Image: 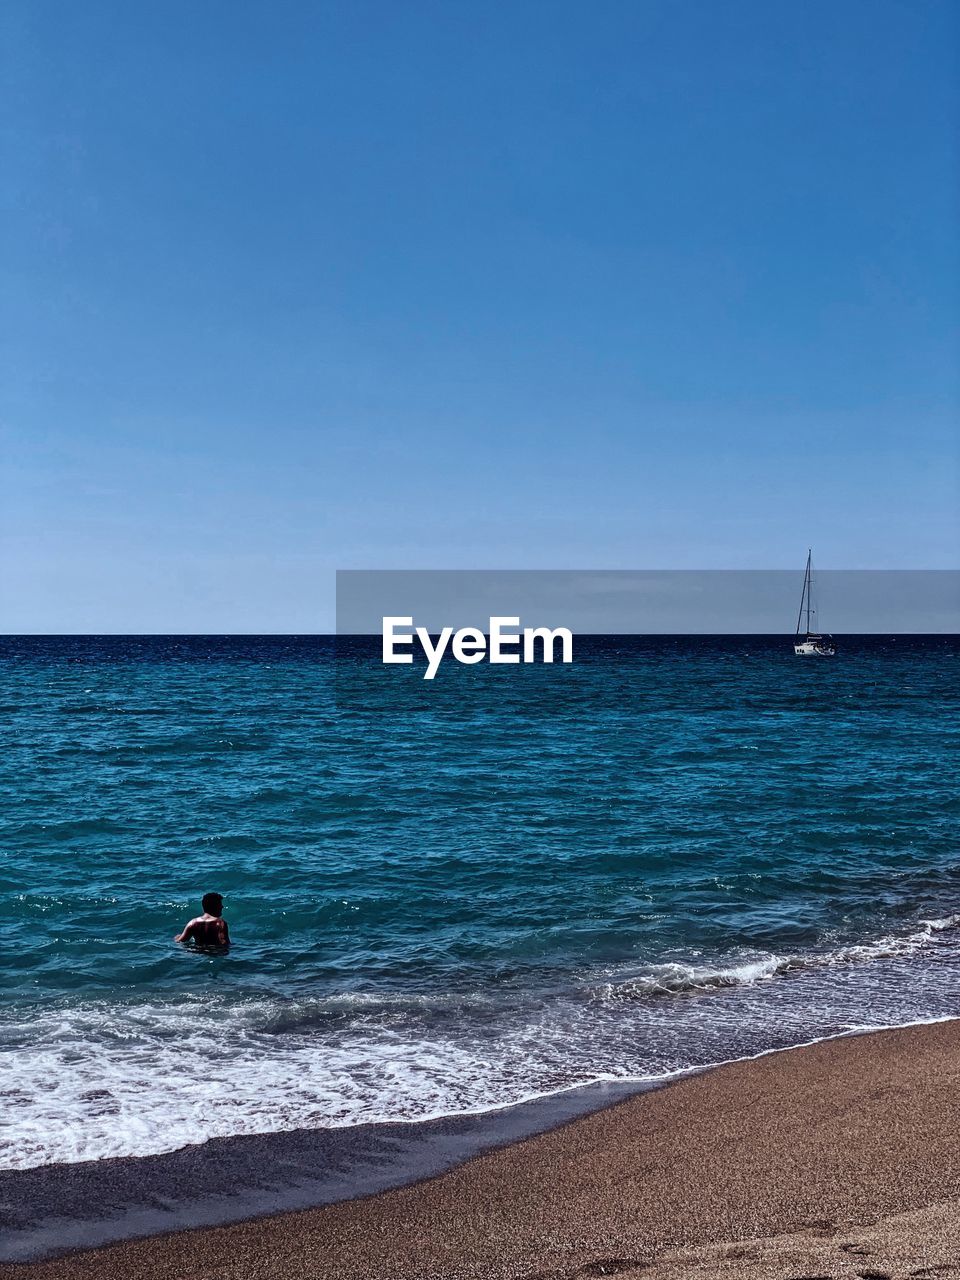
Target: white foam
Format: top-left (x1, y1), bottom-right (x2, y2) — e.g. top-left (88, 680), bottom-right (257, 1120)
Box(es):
top-left (0, 999), bottom-right (504, 1169)
top-left (594, 954), bottom-right (786, 999)
top-left (4, 913), bottom-right (960, 1170)
top-left (593, 914), bottom-right (960, 1002)
top-left (830, 913), bottom-right (960, 963)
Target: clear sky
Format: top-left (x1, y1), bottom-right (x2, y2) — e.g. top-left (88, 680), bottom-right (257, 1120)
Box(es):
top-left (2, 1), bottom-right (958, 631)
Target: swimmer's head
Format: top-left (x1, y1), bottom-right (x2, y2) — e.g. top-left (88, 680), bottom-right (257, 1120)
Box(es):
top-left (202, 892), bottom-right (224, 915)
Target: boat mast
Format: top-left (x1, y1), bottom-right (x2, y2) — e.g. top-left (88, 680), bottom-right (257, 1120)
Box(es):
top-left (806, 550), bottom-right (812, 634)
top-left (795, 549), bottom-right (812, 637)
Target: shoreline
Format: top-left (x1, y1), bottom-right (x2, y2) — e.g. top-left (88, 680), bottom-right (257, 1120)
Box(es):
top-left (0, 1076), bottom-right (652, 1264)
top-left (1, 1020), bottom-right (930, 1264)
top-left (5, 1018), bottom-right (960, 1278)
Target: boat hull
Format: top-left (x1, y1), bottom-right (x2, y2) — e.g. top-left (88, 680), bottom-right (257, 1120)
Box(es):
top-left (794, 640), bottom-right (835, 656)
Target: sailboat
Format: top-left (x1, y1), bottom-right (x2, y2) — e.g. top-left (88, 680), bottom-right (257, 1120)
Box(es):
top-left (794, 550), bottom-right (836, 656)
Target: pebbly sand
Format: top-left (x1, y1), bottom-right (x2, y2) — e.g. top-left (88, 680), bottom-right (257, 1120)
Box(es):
top-left (4, 1019), bottom-right (960, 1280)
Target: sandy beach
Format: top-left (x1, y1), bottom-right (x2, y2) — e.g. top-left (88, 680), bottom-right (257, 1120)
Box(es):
top-left (3, 1019), bottom-right (960, 1280)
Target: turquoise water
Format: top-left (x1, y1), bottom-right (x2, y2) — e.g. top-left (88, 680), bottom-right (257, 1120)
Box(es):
top-left (2, 635), bottom-right (958, 1168)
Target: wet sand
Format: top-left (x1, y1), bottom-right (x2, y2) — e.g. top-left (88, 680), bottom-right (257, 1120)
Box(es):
top-left (4, 1019), bottom-right (960, 1280)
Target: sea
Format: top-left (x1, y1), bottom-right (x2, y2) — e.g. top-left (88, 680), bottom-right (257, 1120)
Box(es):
top-left (2, 634), bottom-right (958, 1172)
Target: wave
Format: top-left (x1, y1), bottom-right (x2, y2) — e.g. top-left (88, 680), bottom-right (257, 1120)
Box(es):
top-left (592, 955), bottom-right (787, 999)
top-left (591, 913), bottom-right (960, 1002)
top-left (3, 911), bottom-right (960, 1170)
top-left (258, 989), bottom-right (501, 1034)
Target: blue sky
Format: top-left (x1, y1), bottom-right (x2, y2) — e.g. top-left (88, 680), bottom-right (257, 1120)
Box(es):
top-left (2, 0), bottom-right (958, 631)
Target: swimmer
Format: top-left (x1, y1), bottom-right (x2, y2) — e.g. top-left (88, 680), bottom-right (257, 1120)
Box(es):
top-left (174, 892), bottom-right (230, 947)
